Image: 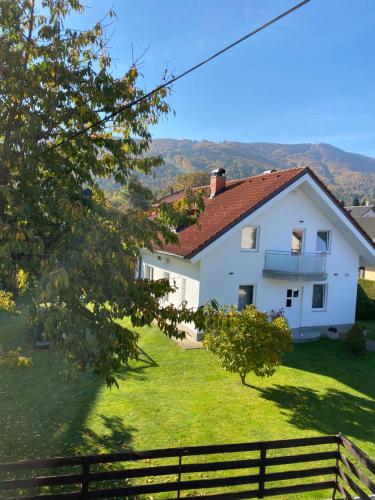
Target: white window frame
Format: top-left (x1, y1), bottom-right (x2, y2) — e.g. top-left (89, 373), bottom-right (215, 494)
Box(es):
top-left (240, 226), bottom-right (260, 252)
top-left (144, 264), bottom-right (154, 281)
top-left (316, 229), bottom-right (332, 254)
top-left (311, 283), bottom-right (328, 311)
top-left (238, 284), bottom-right (256, 310)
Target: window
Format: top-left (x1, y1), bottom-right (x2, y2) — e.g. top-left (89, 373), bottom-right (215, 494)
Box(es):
top-left (286, 288), bottom-right (299, 308)
top-left (180, 277), bottom-right (187, 303)
top-left (316, 230), bottom-right (331, 253)
top-left (241, 226), bottom-right (259, 250)
top-left (292, 228), bottom-right (304, 253)
top-left (312, 284), bottom-right (327, 309)
top-left (144, 264), bottom-right (154, 280)
top-left (238, 285), bottom-right (254, 310)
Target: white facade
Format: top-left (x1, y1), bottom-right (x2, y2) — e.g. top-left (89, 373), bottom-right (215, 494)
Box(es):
top-left (141, 173), bottom-right (375, 337)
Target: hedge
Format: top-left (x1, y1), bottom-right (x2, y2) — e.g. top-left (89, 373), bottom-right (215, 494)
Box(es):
top-left (359, 278), bottom-right (375, 301)
top-left (356, 279), bottom-right (375, 320)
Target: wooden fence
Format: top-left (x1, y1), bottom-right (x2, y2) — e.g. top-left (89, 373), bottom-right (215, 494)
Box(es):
top-left (0, 433), bottom-right (374, 499)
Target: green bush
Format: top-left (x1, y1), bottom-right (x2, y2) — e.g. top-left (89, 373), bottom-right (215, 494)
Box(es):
top-left (359, 278), bottom-right (375, 300)
top-left (0, 347), bottom-right (32, 368)
top-left (356, 282), bottom-right (375, 320)
top-left (204, 304), bottom-right (291, 385)
top-left (345, 323), bottom-right (366, 354)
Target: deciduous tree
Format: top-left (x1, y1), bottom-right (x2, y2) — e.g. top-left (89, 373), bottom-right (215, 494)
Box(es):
top-left (0, 0), bottom-right (204, 385)
top-left (204, 305), bottom-right (291, 385)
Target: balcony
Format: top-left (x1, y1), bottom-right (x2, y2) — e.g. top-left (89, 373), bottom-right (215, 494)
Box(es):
top-left (263, 250), bottom-right (327, 281)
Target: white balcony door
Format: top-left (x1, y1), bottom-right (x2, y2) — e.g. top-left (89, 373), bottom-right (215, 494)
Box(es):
top-left (284, 287), bottom-right (302, 329)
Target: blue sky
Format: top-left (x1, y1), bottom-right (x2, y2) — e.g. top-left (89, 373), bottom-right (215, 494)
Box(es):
top-left (68, 1), bottom-right (375, 156)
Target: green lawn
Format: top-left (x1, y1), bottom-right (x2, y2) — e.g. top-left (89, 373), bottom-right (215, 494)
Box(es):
top-left (1, 312), bottom-right (375, 498)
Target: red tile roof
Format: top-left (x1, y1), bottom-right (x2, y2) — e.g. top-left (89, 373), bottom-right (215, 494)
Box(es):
top-left (159, 168), bottom-right (307, 258)
top-left (157, 166), bottom-right (375, 259)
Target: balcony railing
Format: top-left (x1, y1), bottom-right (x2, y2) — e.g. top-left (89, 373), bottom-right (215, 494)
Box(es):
top-left (263, 250), bottom-right (327, 281)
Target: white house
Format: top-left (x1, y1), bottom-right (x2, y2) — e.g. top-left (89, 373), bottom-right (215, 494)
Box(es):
top-left (346, 206), bottom-right (375, 281)
top-left (141, 167), bottom-right (375, 340)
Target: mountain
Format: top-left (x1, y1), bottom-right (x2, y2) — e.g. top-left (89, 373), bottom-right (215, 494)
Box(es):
top-left (144, 140), bottom-right (375, 203)
top-left (102, 140), bottom-right (375, 203)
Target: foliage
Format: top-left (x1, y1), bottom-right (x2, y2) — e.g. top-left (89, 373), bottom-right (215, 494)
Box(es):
top-left (0, 0), bottom-right (206, 386)
top-left (157, 188), bottom-right (205, 230)
top-left (0, 290), bottom-right (16, 313)
top-left (352, 197), bottom-right (360, 206)
top-left (159, 171), bottom-right (211, 197)
top-left (101, 139), bottom-right (375, 204)
top-left (356, 282), bottom-right (375, 320)
top-left (359, 278), bottom-right (375, 301)
top-left (268, 308), bottom-right (285, 321)
top-left (3, 312), bottom-right (375, 466)
top-left (204, 304), bottom-right (291, 385)
top-left (106, 176), bottom-right (154, 211)
top-left (345, 323), bottom-right (366, 355)
top-left (0, 346), bottom-right (32, 368)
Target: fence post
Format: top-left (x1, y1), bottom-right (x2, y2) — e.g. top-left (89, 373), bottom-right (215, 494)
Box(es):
top-left (332, 437), bottom-right (340, 500)
top-left (258, 443), bottom-right (266, 499)
top-left (177, 451), bottom-right (183, 499)
top-left (82, 458), bottom-right (90, 499)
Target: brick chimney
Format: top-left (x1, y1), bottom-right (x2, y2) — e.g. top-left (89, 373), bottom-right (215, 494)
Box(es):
top-left (210, 168), bottom-right (226, 198)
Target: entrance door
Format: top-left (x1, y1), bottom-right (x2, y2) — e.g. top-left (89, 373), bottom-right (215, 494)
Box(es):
top-left (284, 288), bottom-right (302, 328)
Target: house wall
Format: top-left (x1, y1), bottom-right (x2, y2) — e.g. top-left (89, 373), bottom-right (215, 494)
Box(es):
top-left (199, 186), bottom-right (359, 329)
top-left (140, 251), bottom-right (201, 333)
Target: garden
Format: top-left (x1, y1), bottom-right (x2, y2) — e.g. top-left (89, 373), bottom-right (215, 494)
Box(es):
top-left (1, 312), bottom-right (375, 466)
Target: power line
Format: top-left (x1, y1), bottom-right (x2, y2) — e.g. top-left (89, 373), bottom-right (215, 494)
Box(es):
top-left (34, 0), bottom-right (311, 159)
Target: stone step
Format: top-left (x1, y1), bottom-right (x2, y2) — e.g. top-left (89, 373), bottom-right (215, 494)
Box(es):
top-left (292, 329), bottom-right (321, 343)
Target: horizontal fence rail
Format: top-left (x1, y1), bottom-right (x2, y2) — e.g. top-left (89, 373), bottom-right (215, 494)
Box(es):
top-left (0, 434), bottom-right (374, 499)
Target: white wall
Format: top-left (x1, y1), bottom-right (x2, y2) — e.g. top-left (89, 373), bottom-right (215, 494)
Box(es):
top-left (199, 186), bottom-right (359, 328)
top-left (140, 250), bottom-right (201, 311)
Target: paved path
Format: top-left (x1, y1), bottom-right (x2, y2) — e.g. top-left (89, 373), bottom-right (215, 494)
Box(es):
top-left (173, 330), bottom-right (203, 349)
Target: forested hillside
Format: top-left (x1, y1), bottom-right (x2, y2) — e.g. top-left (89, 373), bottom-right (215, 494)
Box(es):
top-left (103, 140), bottom-right (375, 203)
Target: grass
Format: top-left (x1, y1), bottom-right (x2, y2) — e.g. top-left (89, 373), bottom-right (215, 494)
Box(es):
top-left (1, 311), bottom-right (375, 498)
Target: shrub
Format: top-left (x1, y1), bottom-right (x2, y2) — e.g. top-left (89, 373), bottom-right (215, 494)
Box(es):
top-left (359, 278), bottom-right (375, 301)
top-left (345, 323), bottom-right (366, 355)
top-left (268, 308), bottom-right (285, 321)
top-left (204, 304), bottom-right (291, 385)
top-left (0, 347), bottom-right (32, 368)
top-left (356, 282), bottom-right (375, 320)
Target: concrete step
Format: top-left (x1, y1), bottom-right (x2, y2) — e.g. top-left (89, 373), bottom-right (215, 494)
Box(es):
top-left (292, 329), bottom-right (321, 343)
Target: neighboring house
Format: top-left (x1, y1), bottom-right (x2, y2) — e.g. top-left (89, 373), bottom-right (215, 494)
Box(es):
top-left (346, 205), bottom-right (375, 218)
top-left (346, 207), bottom-right (375, 280)
top-left (141, 167), bottom-right (375, 339)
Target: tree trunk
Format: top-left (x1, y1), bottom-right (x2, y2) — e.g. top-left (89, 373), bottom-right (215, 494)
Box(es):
top-left (240, 373), bottom-right (247, 385)
top-left (0, 0), bottom-right (35, 221)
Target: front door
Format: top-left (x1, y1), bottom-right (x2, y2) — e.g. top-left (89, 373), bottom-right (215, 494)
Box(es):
top-left (284, 288), bottom-right (302, 328)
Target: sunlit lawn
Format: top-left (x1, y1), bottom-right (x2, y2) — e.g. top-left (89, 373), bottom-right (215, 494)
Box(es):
top-left (1, 311), bottom-right (375, 498)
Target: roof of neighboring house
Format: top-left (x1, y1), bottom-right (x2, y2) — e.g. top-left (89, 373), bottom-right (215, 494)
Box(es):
top-left (346, 206), bottom-right (374, 217)
top-left (156, 167), bottom-right (375, 259)
top-left (353, 217), bottom-right (375, 241)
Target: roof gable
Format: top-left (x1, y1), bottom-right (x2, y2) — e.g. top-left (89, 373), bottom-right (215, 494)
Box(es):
top-left (159, 168), bottom-right (307, 258)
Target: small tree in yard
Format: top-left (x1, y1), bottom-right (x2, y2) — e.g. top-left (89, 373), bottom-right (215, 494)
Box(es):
top-left (204, 305), bottom-right (291, 385)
